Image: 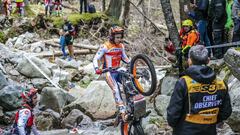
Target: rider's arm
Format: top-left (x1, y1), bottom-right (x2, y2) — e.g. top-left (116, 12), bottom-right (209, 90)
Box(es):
top-left (93, 45), bottom-right (107, 70)
top-left (17, 109), bottom-right (31, 135)
top-left (167, 78), bottom-right (187, 127)
top-left (32, 124), bottom-right (40, 135)
top-left (121, 45), bottom-right (130, 64)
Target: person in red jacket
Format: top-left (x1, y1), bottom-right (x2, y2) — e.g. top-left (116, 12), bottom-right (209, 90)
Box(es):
top-left (11, 88), bottom-right (40, 135)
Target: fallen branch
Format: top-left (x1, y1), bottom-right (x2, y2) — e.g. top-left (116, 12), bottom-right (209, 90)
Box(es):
top-left (152, 47), bottom-right (172, 64)
top-left (36, 49), bottom-right (96, 57)
top-left (40, 39), bottom-right (99, 50)
top-left (62, 4), bottom-right (79, 12)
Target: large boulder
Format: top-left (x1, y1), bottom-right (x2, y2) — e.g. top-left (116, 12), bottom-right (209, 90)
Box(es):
top-left (227, 76), bottom-right (240, 132)
top-left (154, 95), bottom-right (171, 119)
top-left (31, 78), bottom-right (50, 90)
top-left (35, 109), bottom-right (61, 130)
top-left (55, 58), bottom-right (82, 69)
top-left (0, 85), bottom-right (22, 111)
top-left (0, 71), bottom-right (8, 90)
top-left (16, 56), bottom-right (52, 78)
top-left (64, 81), bottom-right (116, 120)
top-left (61, 109), bottom-right (83, 129)
top-left (39, 87), bottom-right (75, 113)
top-left (161, 75), bottom-right (178, 96)
top-left (224, 48), bottom-right (240, 80)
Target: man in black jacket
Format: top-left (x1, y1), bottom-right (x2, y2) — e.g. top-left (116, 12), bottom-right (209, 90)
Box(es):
top-left (167, 45), bottom-right (232, 135)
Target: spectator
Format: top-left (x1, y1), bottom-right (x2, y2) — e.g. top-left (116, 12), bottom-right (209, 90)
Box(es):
top-left (80, 0), bottom-right (87, 14)
top-left (3, 0), bottom-right (12, 17)
top-left (232, 0), bottom-right (240, 42)
top-left (209, 0), bottom-right (227, 59)
top-left (186, 0), bottom-right (211, 54)
top-left (167, 45), bottom-right (232, 135)
top-left (16, 0), bottom-right (24, 17)
top-left (62, 16), bottom-right (75, 61)
top-left (53, 0), bottom-right (62, 16)
top-left (225, 0), bottom-right (234, 42)
top-left (44, 0), bottom-right (53, 16)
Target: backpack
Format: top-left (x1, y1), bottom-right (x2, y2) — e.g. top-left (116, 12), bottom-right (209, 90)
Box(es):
top-left (88, 4), bottom-right (96, 13)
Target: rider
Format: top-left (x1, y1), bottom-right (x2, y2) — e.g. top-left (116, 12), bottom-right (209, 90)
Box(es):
top-left (93, 26), bottom-right (130, 121)
top-left (12, 88), bottom-right (40, 135)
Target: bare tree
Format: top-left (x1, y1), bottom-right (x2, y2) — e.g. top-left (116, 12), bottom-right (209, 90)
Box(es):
top-left (106, 0), bottom-right (123, 19)
top-left (160, 0), bottom-right (180, 48)
top-left (179, 0), bottom-right (190, 22)
top-left (102, 0), bottom-right (106, 11)
top-left (120, 0), bottom-right (130, 26)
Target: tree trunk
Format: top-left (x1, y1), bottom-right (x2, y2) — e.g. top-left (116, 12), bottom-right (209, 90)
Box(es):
top-left (102, 0), bottom-right (106, 11)
top-left (106, 0), bottom-right (123, 19)
top-left (141, 0), bottom-right (147, 27)
top-left (160, 0), bottom-right (180, 48)
top-left (120, 0), bottom-right (130, 26)
top-left (179, 0), bottom-right (189, 22)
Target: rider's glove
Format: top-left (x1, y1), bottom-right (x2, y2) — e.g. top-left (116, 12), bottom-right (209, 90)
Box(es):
top-left (95, 68), bottom-right (102, 75)
top-left (182, 45), bottom-right (191, 54)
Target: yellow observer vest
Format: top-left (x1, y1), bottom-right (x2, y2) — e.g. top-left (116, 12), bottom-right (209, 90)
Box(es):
top-left (181, 75), bottom-right (227, 124)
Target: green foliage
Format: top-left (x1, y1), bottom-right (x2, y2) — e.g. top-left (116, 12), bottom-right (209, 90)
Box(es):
top-left (0, 32), bottom-right (6, 43)
top-left (149, 117), bottom-right (166, 128)
top-left (236, 47), bottom-right (240, 51)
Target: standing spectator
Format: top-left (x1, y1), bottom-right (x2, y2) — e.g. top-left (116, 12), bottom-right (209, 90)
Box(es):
top-left (53, 0), bottom-right (62, 16)
top-left (3, 0), bottom-right (12, 17)
top-left (16, 0), bottom-right (24, 17)
top-left (225, 0), bottom-right (234, 42)
top-left (186, 0), bottom-right (211, 54)
top-left (209, 0), bottom-right (227, 59)
top-left (44, 0), bottom-right (53, 16)
top-left (80, 0), bottom-right (87, 14)
top-left (62, 16), bottom-right (75, 61)
top-left (232, 0), bottom-right (240, 42)
top-left (167, 45), bottom-right (232, 135)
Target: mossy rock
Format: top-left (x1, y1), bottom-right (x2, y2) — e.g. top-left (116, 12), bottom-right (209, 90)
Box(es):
top-left (0, 32), bottom-right (7, 43)
top-left (50, 12), bottom-right (121, 28)
top-left (236, 47), bottom-right (240, 51)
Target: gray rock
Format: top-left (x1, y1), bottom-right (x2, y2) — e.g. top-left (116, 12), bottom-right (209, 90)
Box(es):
top-left (154, 95), bottom-right (171, 119)
top-left (55, 58), bottom-right (82, 69)
top-left (16, 56), bottom-right (52, 78)
top-left (0, 85), bottom-right (22, 111)
top-left (30, 41), bottom-right (46, 53)
top-left (224, 48), bottom-right (240, 80)
top-left (52, 69), bottom-right (70, 85)
top-left (14, 35), bottom-right (25, 47)
top-left (9, 69), bottom-right (20, 76)
top-left (0, 71), bottom-right (8, 90)
top-left (227, 76), bottom-right (240, 132)
top-left (61, 109), bottom-right (83, 129)
top-left (31, 78), bottom-right (50, 90)
top-left (64, 81), bottom-right (116, 120)
top-left (0, 106), bottom-right (3, 117)
top-left (39, 87), bottom-right (75, 113)
top-left (161, 75), bottom-right (178, 96)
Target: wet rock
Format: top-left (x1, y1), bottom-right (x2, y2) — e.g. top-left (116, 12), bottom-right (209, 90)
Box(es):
top-left (64, 81), bottom-right (116, 120)
top-left (61, 109), bottom-right (83, 129)
top-left (39, 87), bottom-right (75, 113)
top-left (8, 69), bottom-right (20, 76)
top-left (224, 48), bottom-right (240, 80)
top-left (0, 85), bottom-right (22, 111)
top-left (226, 75), bottom-right (240, 132)
top-left (154, 95), bottom-right (171, 119)
top-left (161, 75), bottom-right (178, 96)
top-left (31, 78), bottom-right (50, 90)
top-left (0, 71), bottom-right (8, 90)
top-left (16, 56), bottom-right (51, 78)
top-left (55, 58), bottom-right (82, 69)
